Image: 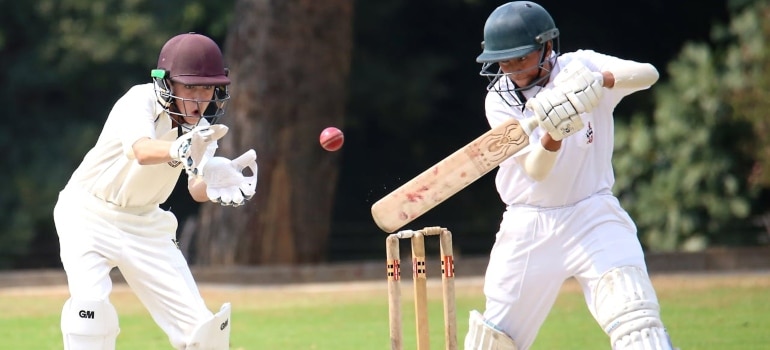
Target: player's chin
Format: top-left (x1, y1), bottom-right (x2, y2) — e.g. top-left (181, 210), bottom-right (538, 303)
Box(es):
top-left (182, 114), bottom-right (203, 125)
top-left (509, 75), bottom-right (538, 88)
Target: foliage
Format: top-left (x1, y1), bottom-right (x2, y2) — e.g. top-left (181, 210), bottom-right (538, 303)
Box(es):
top-left (0, 0), bottom-right (762, 268)
top-left (614, 1), bottom-right (769, 251)
top-left (722, 0), bottom-right (770, 187)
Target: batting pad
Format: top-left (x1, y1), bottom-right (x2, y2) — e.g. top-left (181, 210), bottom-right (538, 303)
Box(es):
top-left (594, 266), bottom-right (674, 349)
top-left (464, 310), bottom-right (519, 350)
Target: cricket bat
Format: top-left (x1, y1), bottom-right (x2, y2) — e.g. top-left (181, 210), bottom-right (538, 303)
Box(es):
top-left (371, 117), bottom-right (539, 233)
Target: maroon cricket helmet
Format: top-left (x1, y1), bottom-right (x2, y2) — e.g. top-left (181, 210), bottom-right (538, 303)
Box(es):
top-left (157, 33), bottom-right (230, 86)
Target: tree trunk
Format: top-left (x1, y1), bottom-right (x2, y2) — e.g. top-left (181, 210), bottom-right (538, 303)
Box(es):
top-left (187, 0), bottom-right (353, 265)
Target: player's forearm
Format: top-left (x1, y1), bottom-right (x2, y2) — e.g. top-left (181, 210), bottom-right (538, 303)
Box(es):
top-left (131, 137), bottom-right (174, 165)
top-left (188, 177), bottom-right (209, 202)
top-left (523, 136), bottom-right (560, 181)
top-left (602, 61), bottom-right (659, 89)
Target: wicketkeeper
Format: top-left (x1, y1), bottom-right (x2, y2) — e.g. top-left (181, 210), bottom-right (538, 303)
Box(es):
top-left (53, 32), bottom-right (257, 349)
top-left (463, 2), bottom-right (676, 350)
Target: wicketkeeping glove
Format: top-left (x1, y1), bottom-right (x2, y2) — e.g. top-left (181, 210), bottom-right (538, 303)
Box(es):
top-left (170, 124), bottom-right (229, 177)
top-left (202, 149), bottom-right (258, 207)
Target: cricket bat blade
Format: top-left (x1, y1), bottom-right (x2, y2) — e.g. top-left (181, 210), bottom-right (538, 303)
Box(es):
top-left (371, 117), bottom-right (538, 233)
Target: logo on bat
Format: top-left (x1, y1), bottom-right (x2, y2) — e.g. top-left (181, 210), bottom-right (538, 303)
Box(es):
top-left (467, 120), bottom-right (528, 170)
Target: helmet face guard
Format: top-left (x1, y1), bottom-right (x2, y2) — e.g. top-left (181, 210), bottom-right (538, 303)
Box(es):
top-left (476, 1), bottom-right (560, 107)
top-left (152, 70), bottom-right (231, 128)
top-left (152, 33), bottom-right (231, 130)
top-left (480, 43), bottom-right (558, 108)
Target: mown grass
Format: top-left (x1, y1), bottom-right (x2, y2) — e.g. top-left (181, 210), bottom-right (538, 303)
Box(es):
top-left (0, 272), bottom-right (767, 349)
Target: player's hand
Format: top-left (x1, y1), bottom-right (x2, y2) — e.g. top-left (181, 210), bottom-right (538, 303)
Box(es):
top-left (526, 88), bottom-right (585, 141)
top-left (170, 124), bottom-right (229, 177)
top-left (553, 60), bottom-right (604, 114)
top-left (202, 149), bottom-right (258, 207)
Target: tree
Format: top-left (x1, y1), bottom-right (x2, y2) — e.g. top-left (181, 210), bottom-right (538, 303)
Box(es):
top-left (186, 0), bottom-right (353, 265)
top-left (723, 0), bottom-right (770, 188)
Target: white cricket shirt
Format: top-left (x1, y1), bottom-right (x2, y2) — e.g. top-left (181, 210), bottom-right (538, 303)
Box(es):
top-left (65, 83), bottom-right (210, 208)
top-left (486, 50), bottom-right (652, 207)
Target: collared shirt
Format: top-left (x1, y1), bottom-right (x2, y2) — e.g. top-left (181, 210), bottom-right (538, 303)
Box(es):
top-left (65, 83), bottom-right (215, 208)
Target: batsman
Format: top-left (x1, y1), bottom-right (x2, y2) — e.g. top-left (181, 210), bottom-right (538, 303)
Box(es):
top-left (53, 33), bottom-right (257, 349)
top-left (463, 2), bottom-right (676, 350)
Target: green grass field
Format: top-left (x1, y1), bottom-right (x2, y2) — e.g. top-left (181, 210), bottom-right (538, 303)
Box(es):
top-left (0, 272), bottom-right (767, 349)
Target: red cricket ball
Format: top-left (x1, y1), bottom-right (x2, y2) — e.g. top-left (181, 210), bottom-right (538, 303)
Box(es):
top-left (319, 127), bottom-right (344, 152)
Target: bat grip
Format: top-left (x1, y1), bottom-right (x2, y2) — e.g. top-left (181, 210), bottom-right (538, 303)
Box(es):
top-left (520, 117), bottom-right (539, 136)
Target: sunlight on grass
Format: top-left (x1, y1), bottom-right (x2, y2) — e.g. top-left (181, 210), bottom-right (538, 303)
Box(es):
top-left (0, 273), bottom-right (767, 349)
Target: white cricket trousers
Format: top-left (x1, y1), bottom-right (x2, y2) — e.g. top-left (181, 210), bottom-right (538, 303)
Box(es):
top-left (54, 187), bottom-right (214, 348)
top-left (481, 194), bottom-right (649, 349)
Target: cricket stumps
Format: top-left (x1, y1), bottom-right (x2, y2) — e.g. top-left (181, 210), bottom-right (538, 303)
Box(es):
top-left (387, 226), bottom-right (457, 350)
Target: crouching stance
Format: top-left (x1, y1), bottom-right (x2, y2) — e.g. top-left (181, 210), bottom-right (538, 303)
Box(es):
top-left (54, 32), bottom-right (256, 349)
top-left (465, 2), bottom-right (674, 349)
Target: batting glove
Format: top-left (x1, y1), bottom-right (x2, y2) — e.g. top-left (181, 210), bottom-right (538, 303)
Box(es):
top-left (202, 149), bottom-right (258, 207)
top-left (553, 60), bottom-right (604, 114)
top-left (526, 88), bottom-right (585, 141)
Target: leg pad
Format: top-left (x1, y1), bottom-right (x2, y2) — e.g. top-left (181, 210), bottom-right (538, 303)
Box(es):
top-left (61, 298), bottom-right (119, 350)
top-left (464, 310), bottom-right (518, 350)
top-left (594, 266), bottom-right (674, 349)
top-left (186, 302), bottom-right (232, 349)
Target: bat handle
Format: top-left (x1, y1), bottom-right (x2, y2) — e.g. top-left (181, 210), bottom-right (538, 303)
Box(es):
top-left (520, 117), bottom-right (539, 136)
